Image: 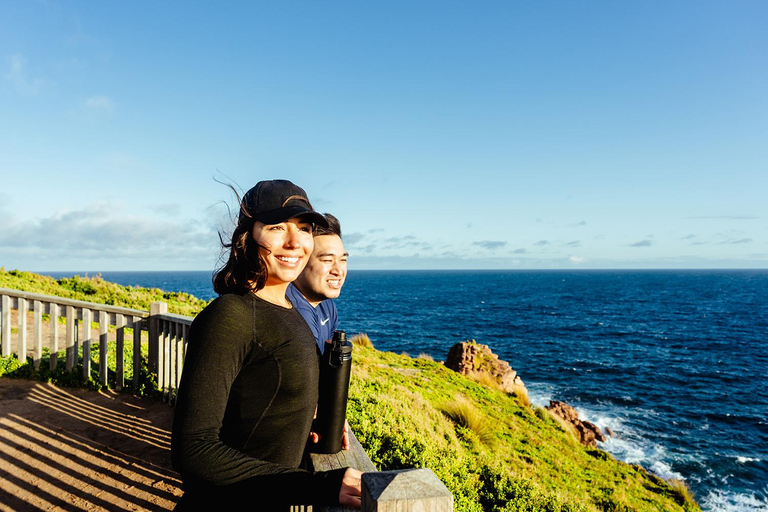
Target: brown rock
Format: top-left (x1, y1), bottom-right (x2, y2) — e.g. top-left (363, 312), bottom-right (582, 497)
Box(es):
top-left (445, 341), bottom-right (528, 399)
top-left (545, 400), bottom-right (606, 447)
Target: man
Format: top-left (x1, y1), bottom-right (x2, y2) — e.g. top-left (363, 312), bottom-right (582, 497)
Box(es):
top-left (286, 213), bottom-right (348, 354)
top-left (286, 214), bottom-right (351, 450)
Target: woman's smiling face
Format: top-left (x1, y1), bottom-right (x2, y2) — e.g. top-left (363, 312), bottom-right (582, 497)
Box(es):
top-left (252, 217), bottom-right (314, 287)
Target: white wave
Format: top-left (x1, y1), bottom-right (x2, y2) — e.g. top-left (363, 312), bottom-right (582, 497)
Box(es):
top-left (701, 489), bottom-right (768, 512)
top-left (649, 460), bottom-right (685, 481)
top-left (525, 382), bottom-right (556, 408)
top-left (736, 456), bottom-right (761, 464)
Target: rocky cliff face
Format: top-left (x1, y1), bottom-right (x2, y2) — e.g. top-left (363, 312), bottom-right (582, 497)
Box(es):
top-left (444, 341), bottom-right (528, 399)
top-left (445, 341), bottom-right (611, 448)
top-left (545, 400), bottom-right (607, 447)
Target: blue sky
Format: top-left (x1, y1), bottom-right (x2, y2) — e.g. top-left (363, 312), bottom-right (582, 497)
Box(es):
top-left (1, 1), bottom-right (766, 271)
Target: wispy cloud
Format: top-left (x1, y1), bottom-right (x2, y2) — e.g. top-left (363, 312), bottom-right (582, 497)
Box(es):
top-left (5, 55), bottom-right (45, 96)
top-left (83, 95), bottom-right (115, 114)
top-left (0, 203), bottom-right (218, 267)
top-left (717, 238), bottom-right (752, 245)
top-left (534, 240), bottom-right (549, 246)
top-left (474, 241), bottom-right (507, 250)
top-left (629, 240), bottom-right (653, 247)
top-left (688, 215), bottom-right (758, 220)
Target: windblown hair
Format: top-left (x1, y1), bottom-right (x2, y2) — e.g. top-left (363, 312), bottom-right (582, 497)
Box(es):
top-left (212, 190), bottom-right (268, 295)
top-left (315, 213), bottom-right (342, 238)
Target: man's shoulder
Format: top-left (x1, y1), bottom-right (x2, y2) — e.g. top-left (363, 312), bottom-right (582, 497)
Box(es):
top-left (317, 298), bottom-right (337, 315)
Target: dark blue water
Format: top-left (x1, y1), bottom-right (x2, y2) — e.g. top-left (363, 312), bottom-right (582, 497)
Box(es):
top-left (44, 269), bottom-right (768, 511)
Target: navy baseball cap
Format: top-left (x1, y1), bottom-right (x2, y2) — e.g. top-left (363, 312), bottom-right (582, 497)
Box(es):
top-left (239, 179), bottom-right (329, 228)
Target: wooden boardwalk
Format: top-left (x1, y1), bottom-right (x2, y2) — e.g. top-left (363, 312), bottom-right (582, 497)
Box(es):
top-left (0, 378), bottom-right (182, 511)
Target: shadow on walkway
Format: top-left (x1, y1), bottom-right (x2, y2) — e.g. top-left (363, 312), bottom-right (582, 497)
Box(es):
top-left (0, 378), bottom-right (182, 511)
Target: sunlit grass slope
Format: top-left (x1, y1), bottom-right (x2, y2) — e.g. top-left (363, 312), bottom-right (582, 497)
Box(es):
top-left (347, 344), bottom-right (699, 511)
top-left (0, 268), bottom-right (208, 316)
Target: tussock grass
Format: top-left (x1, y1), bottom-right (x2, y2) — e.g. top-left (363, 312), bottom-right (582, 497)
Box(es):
top-left (349, 332), bottom-right (374, 348)
top-left (469, 370), bottom-right (503, 390)
top-left (440, 397), bottom-right (496, 446)
top-left (416, 352), bottom-right (434, 361)
top-left (668, 479), bottom-right (699, 511)
top-left (512, 386), bottom-right (531, 407)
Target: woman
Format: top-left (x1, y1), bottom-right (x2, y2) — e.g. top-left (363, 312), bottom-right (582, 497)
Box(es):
top-left (172, 179), bottom-right (362, 510)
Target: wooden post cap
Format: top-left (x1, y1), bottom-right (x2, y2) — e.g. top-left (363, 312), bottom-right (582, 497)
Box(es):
top-left (362, 468), bottom-right (452, 511)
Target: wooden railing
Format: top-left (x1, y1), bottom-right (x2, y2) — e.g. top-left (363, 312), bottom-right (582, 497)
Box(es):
top-left (0, 287), bottom-right (191, 397)
top-left (0, 287), bottom-right (452, 510)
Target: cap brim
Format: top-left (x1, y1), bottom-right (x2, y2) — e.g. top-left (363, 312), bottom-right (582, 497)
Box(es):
top-left (255, 206), bottom-right (329, 228)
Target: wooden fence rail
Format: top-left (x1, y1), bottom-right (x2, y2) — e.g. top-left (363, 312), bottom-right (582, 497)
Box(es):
top-left (0, 287), bottom-right (452, 510)
top-left (0, 287), bottom-right (192, 395)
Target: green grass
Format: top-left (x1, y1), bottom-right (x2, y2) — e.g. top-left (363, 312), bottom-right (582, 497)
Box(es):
top-left (0, 268), bottom-right (209, 316)
top-left (347, 344), bottom-right (700, 511)
top-left (1, 270), bottom-right (700, 511)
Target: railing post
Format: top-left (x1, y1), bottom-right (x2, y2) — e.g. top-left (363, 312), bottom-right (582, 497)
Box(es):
top-left (1, 294), bottom-right (9, 357)
top-left (361, 469), bottom-right (452, 511)
top-left (116, 313), bottom-right (126, 391)
top-left (66, 306), bottom-right (76, 371)
top-left (18, 298), bottom-right (28, 363)
top-left (99, 310), bottom-right (109, 386)
top-left (149, 301), bottom-right (167, 380)
top-left (132, 316), bottom-right (142, 389)
top-left (33, 300), bottom-right (43, 369)
top-left (49, 303), bottom-right (59, 371)
top-left (82, 308), bottom-right (93, 380)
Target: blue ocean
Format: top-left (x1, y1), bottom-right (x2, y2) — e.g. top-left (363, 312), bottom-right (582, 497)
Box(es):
top-left (46, 269), bottom-right (768, 511)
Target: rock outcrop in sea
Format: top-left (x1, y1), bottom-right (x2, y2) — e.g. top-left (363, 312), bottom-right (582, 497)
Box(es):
top-left (445, 341), bottom-right (611, 448)
top-left (444, 340), bottom-right (528, 399)
top-left (545, 400), bottom-right (607, 447)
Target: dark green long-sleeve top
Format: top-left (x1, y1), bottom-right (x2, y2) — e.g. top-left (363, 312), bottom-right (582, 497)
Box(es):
top-left (171, 292), bottom-right (346, 509)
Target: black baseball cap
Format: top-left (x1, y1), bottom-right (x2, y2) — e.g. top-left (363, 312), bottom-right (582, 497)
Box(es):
top-left (239, 179), bottom-right (329, 228)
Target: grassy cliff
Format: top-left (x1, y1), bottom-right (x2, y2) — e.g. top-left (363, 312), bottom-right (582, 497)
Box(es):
top-left (0, 269), bottom-right (699, 511)
top-left (0, 268), bottom-right (208, 316)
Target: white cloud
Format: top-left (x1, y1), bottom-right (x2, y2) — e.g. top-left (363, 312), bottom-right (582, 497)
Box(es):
top-left (4, 55), bottom-right (45, 96)
top-left (83, 95), bottom-right (115, 114)
top-left (0, 202), bottom-right (219, 270)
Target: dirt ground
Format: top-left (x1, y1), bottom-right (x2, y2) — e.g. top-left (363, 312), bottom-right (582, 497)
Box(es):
top-left (0, 377), bottom-right (183, 511)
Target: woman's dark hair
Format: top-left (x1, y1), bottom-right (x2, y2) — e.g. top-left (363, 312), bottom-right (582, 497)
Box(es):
top-left (212, 188), bottom-right (268, 295)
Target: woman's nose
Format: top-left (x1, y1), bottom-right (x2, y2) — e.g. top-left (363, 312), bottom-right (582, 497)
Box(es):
top-left (284, 226), bottom-right (302, 248)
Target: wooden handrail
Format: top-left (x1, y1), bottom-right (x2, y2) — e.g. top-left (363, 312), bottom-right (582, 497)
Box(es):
top-left (0, 287), bottom-right (150, 317)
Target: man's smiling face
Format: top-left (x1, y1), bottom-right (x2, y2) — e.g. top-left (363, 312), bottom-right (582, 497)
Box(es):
top-left (293, 234), bottom-right (348, 306)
